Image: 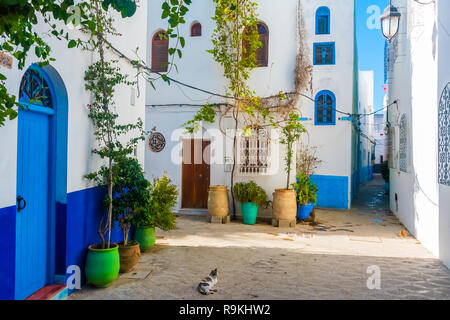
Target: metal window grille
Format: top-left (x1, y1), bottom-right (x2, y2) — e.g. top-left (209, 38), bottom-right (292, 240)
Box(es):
top-left (239, 128), bottom-right (270, 175)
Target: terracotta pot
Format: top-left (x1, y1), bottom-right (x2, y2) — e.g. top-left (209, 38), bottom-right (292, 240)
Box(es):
top-left (117, 241), bottom-right (141, 273)
top-left (272, 189), bottom-right (297, 221)
top-left (208, 185), bottom-right (229, 218)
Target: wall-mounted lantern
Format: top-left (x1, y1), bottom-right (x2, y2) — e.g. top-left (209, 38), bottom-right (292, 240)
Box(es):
top-left (380, 3), bottom-right (401, 41)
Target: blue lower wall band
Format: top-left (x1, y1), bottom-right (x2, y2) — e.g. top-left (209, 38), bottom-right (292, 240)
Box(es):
top-left (0, 206), bottom-right (16, 300)
top-left (310, 175), bottom-right (349, 210)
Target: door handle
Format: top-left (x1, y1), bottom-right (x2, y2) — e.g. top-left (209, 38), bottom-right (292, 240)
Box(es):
top-left (17, 196), bottom-right (26, 212)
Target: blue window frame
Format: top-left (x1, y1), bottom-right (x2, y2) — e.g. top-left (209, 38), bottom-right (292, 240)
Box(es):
top-left (314, 42), bottom-right (335, 65)
top-left (316, 7), bottom-right (330, 35)
top-left (315, 90), bottom-right (336, 125)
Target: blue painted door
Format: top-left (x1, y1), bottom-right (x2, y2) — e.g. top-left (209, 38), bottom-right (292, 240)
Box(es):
top-left (15, 106), bottom-right (53, 300)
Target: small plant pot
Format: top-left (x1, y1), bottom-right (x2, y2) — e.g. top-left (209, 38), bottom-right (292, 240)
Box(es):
top-left (241, 202), bottom-right (258, 225)
top-left (134, 226), bottom-right (156, 252)
top-left (117, 241), bottom-right (141, 273)
top-left (297, 203), bottom-right (314, 220)
top-left (85, 244), bottom-right (120, 288)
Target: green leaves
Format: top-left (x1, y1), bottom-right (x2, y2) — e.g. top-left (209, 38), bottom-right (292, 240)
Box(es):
top-left (234, 181), bottom-right (270, 208)
top-left (67, 39), bottom-right (77, 48)
top-left (134, 175), bottom-right (178, 231)
top-left (183, 104), bottom-right (216, 133)
top-left (102, 0), bottom-right (137, 18)
top-left (292, 173), bottom-right (318, 206)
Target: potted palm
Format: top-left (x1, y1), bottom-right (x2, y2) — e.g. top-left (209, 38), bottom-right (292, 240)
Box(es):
top-left (134, 175), bottom-right (178, 252)
top-left (111, 156), bottom-right (149, 273)
top-left (292, 173), bottom-right (318, 220)
top-left (234, 181), bottom-right (269, 225)
top-left (273, 113), bottom-right (306, 223)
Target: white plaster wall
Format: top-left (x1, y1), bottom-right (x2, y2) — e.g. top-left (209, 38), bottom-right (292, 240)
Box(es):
top-left (374, 112), bottom-right (388, 165)
top-left (359, 70), bottom-right (375, 170)
top-left (437, 0), bottom-right (450, 268)
top-left (388, 0), bottom-right (440, 258)
top-left (146, 0), bottom-right (356, 210)
top-left (0, 5), bottom-right (148, 208)
top-left (145, 106), bottom-right (294, 218)
top-left (300, 0), bottom-right (355, 207)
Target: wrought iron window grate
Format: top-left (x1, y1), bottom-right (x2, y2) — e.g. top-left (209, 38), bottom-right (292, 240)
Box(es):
top-left (239, 128), bottom-right (270, 175)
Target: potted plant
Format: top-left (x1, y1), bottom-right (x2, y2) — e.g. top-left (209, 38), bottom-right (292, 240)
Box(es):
top-left (233, 181), bottom-right (269, 225)
top-left (134, 175), bottom-right (178, 252)
top-left (292, 173), bottom-right (318, 220)
top-left (111, 156), bottom-right (150, 273)
top-left (83, 58), bottom-right (145, 286)
top-left (273, 113), bottom-right (306, 223)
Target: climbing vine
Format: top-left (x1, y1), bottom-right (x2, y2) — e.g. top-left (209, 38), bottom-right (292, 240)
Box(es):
top-left (183, 0), bottom-right (312, 215)
top-left (0, 0), bottom-right (191, 126)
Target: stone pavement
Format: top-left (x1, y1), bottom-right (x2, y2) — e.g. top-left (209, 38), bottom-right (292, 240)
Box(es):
top-left (69, 175), bottom-right (450, 300)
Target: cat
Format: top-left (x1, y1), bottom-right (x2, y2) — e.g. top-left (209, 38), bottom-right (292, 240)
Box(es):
top-left (197, 269), bottom-right (218, 295)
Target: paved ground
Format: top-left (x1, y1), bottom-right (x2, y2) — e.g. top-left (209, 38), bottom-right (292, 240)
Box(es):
top-left (70, 175), bottom-right (450, 300)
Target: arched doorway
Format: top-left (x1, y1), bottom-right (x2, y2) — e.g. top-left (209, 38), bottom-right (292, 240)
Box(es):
top-left (15, 65), bottom-right (68, 300)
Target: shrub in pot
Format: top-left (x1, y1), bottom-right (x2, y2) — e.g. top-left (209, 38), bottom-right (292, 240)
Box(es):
top-left (134, 175), bottom-right (178, 252)
top-left (273, 113), bottom-right (306, 222)
top-left (292, 173), bottom-right (318, 220)
top-left (233, 181), bottom-right (269, 225)
top-left (111, 156), bottom-right (150, 273)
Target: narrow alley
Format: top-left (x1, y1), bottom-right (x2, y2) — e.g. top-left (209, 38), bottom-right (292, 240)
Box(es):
top-left (70, 175), bottom-right (450, 300)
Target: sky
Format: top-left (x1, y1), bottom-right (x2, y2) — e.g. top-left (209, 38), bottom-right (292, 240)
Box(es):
top-left (356, 0), bottom-right (389, 112)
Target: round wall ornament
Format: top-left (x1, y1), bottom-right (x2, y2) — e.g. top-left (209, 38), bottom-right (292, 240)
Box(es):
top-left (149, 132), bottom-right (166, 153)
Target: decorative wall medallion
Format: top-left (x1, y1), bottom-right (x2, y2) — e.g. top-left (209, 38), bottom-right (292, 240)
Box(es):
top-left (399, 114), bottom-right (408, 173)
top-left (149, 132), bottom-right (166, 153)
top-left (438, 83), bottom-right (450, 186)
top-left (0, 52), bottom-right (13, 69)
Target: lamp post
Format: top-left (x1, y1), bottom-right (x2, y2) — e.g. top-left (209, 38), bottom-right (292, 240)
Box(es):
top-left (380, 1), bottom-right (401, 42)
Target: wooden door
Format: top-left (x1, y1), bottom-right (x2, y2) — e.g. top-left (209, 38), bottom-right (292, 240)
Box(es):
top-left (182, 140), bottom-right (210, 209)
top-left (16, 106), bottom-right (53, 299)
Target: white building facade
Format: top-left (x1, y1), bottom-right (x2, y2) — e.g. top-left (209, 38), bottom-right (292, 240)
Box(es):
top-left (0, 6), bottom-right (148, 299)
top-left (386, 0), bottom-right (450, 268)
top-left (145, 0), bottom-right (363, 216)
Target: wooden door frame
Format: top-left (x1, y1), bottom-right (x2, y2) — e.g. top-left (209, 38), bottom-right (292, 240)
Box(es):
top-left (180, 138), bottom-right (211, 209)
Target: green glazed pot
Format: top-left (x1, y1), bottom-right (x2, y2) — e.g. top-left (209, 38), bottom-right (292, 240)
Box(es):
top-left (241, 202), bottom-right (259, 225)
top-left (85, 244), bottom-right (120, 288)
top-left (134, 226), bottom-right (156, 252)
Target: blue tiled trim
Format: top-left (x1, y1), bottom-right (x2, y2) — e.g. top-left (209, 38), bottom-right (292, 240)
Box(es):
top-left (50, 287), bottom-right (68, 300)
top-left (310, 175), bottom-right (349, 209)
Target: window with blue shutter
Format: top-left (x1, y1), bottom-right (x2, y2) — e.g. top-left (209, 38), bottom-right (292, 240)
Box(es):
top-left (314, 42), bottom-right (335, 65)
top-left (315, 90), bottom-right (336, 125)
top-left (316, 7), bottom-right (330, 35)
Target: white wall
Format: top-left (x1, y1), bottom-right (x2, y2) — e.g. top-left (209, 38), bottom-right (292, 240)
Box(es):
top-left (359, 70), bottom-right (375, 170)
top-left (388, 0), bottom-right (440, 259)
top-left (437, 0), bottom-right (450, 268)
top-left (300, 0), bottom-right (355, 184)
top-left (0, 5), bottom-right (148, 208)
top-left (146, 0), bottom-right (356, 210)
top-left (373, 113), bottom-right (388, 165)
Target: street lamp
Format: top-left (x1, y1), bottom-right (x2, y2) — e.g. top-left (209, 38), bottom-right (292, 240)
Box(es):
top-left (380, 3), bottom-right (401, 41)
